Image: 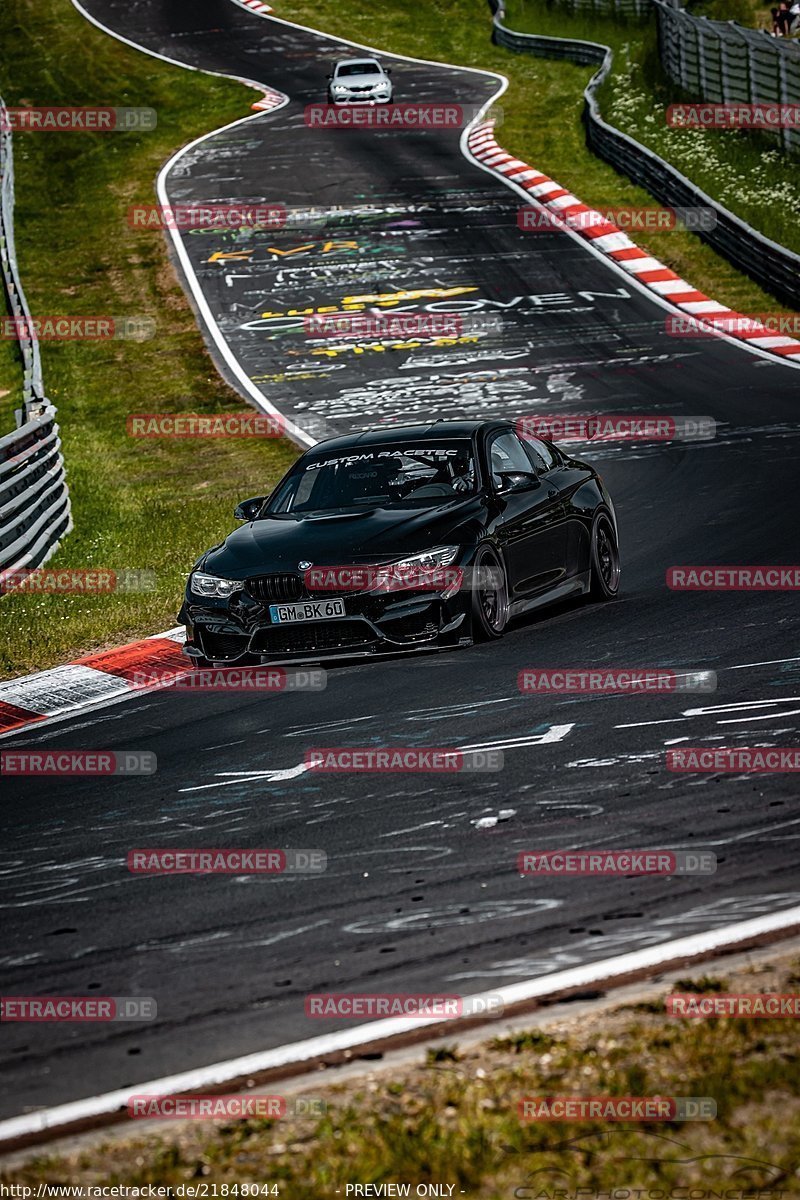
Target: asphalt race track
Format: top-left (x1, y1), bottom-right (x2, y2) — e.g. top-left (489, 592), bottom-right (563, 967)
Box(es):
top-left (1, 0), bottom-right (799, 1121)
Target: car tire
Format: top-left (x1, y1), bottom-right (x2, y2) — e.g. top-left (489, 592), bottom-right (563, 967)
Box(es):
top-left (471, 545), bottom-right (509, 641)
top-left (589, 510), bottom-right (621, 600)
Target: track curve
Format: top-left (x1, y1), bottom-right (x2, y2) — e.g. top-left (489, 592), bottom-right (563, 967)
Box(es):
top-left (1, 0), bottom-right (799, 1121)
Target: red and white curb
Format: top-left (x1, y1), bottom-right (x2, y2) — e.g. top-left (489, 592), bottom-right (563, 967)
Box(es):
top-left (251, 87), bottom-right (284, 112)
top-left (0, 629), bottom-right (186, 738)
top-left (240, 0), bottom-right (272, 12)
top-left (468, 120), bottom-right (800, 363)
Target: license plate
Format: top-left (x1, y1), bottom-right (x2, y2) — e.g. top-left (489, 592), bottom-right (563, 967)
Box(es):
top-left (269, 599), bottom-right (346, 624)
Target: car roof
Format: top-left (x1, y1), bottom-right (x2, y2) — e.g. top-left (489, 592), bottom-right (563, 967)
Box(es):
top-left (334, 57), bottom-right (381, 67)
top-left (305, 420), bottom-right (508, 456)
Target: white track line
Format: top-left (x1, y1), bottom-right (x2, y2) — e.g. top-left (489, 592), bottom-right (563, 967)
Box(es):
top-left (155, 123), bottom-right (319, 449)
top-left (69, 0), bottom-right (314, 448)
top-left (2, 903), bottom-right (799, 1144)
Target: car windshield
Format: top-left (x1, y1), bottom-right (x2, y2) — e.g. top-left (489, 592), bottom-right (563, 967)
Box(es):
top-left (336, 61), bottom-right (381, 77)
top-left (267, 442), bottom-right (477, 514)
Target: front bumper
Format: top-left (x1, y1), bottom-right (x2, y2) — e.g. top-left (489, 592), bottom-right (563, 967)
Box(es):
top-left (179, 587), bottom-right (469, 665)
top-left (329, 94), bottom-right (391, 105)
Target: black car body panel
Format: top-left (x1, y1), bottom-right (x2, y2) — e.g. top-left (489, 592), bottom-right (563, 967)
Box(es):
top-left (178, 420), bottom-right (618, 665)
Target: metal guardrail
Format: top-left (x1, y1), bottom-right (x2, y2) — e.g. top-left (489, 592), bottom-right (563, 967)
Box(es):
top-left (655, 0), bottom-right (800, 156)
top-left (0, 95), bottom-right (72, 576)
top-left (489, 1), bottom-right (800, 310)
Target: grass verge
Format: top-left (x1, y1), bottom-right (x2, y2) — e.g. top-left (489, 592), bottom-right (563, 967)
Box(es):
top-left (0, 0), bottom-right (298, 679)
top-left (507, 0), bottom-right (800, 255)
top-left (5, 953), bottom-right (800, 1194)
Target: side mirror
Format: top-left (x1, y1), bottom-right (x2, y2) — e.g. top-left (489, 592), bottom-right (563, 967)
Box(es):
top-left (385, 67), bottom-right (392, 74)
top-left (495, 471), bottom-right (539, 494)
top-left (234, 496), bottom-right (266, 521)
top-left (326, 73), bottom-right (333, 79)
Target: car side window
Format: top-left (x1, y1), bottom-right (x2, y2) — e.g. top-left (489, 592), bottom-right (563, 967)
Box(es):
top-left (488, 432), bottom-right (535, 487)
top-left (521, 436), bottom-right (556, 473)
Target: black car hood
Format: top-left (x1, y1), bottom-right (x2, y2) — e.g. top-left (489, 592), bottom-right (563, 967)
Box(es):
top-left (203, 498), bottom-right (485, 577)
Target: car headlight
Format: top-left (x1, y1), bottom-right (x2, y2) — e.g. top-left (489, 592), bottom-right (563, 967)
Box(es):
top-left (190, 572), bottom-right (245, 599)
top-left (332, 84), bottom-right (348, 95)
top-left (394, 546), bottom-right (459, 571)
top-left (373, 546), bottom-right (461, 595)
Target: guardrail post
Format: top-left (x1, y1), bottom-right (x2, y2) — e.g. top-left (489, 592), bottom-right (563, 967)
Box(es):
top-left (695, 18), bottom-right (707, 94)
top-left (777, 45), bottom-right (791, 154)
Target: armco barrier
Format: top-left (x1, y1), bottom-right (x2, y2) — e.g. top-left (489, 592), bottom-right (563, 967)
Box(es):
top-left (489, 1), bottom-right (800, 310)
top-left (0, 95), bottom-right (72, 575)
top-left (0, 409), bottom-right (72, 573)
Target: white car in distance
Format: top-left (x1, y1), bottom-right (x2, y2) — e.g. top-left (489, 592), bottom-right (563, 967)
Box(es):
top-left (327, 58), bottom-right (393, 105)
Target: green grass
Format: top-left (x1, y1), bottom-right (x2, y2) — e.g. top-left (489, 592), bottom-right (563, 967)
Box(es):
top-left (507, 0), bottom-right (800, 255)
top-left (6, 955), bottom-right (800, 1195)
top-left (0, 0), bottom-right (298, 678)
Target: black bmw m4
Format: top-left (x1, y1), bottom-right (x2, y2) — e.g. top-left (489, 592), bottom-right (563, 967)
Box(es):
top-left (178, 419), bottom-right (620, 666)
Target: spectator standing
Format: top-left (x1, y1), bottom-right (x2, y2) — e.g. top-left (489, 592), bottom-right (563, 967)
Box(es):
top-left (774, 0), bottom-right (793, 34)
